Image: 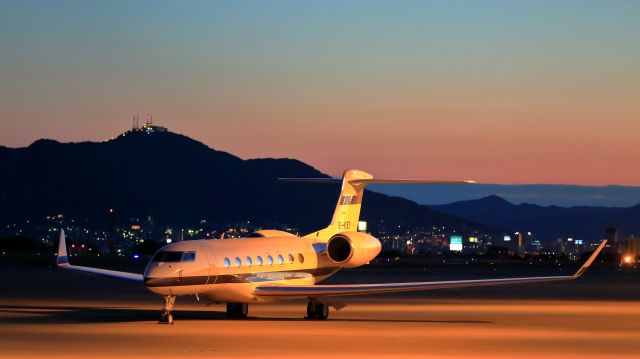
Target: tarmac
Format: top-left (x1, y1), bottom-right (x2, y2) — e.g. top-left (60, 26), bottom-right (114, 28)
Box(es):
top-left (1, 266), bottom-right (639, 358)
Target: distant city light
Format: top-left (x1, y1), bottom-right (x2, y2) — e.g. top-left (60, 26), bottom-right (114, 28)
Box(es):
top-left (504, 236), bottom-right (511, 242)
top-left (450, 235), bottom-right (463, 251)
top-left (133, 254), bottom-right (139, 259)
top-left (575, 240), bottom-right (584, 245)
top-left (624, 256), bottom-right (632, 264)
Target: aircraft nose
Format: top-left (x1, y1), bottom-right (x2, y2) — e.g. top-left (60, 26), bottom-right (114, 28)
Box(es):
top-left (143, 262), bottom-right (176, 294)
top-left (143, 261), bottom-right (169, 284)
top-left (143, 265), bottom-right (152, 280)
top-left (143, 264), bottom-right (155, 284)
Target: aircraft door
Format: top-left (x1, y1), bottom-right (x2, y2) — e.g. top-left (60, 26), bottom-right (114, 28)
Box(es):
top-left (200, 246), bottom-right (218, 285)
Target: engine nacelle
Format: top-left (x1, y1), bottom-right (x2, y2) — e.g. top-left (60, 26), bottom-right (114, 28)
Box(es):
top-left (326, 232), bottom-right (381, 268)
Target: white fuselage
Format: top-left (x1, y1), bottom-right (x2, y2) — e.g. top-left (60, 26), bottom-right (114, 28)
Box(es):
top-left (143, 236), bottom-right (339, 303)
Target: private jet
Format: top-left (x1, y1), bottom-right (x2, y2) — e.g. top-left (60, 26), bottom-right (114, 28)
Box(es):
top-left (56, 169), bottom-right (607, 323)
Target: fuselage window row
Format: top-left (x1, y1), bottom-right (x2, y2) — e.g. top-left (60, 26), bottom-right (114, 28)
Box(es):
top-left (222, 253), bottom-right (303, 268)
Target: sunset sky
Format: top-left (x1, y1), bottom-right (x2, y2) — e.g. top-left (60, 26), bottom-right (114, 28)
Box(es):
top-left (1, 1), bottom-right (639, 185)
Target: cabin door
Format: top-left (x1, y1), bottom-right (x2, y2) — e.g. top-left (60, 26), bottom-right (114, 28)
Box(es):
top-left (201, 246), bottom-right (218, 285)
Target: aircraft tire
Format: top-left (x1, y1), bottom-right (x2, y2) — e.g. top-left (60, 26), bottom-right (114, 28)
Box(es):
top-left (238, 303), bottom-right (248, 319)
top-left (315, 303), bottom-right (329, 320)
top-left (227, 303), bottom-right (248, 319)
top-left (159, 311), bottom-right (174, 324)
top-left (307, 302), bottom-right (328, 320)
top-left (306, 301), bottom-right (317, 319)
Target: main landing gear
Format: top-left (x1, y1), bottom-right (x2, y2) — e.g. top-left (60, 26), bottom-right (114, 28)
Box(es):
top-left (306, 301), bottom-right (329, 320)
top-left (226, 302), bottom-right (249, 319)
top-left (159, 295), bottom-right (176, 324)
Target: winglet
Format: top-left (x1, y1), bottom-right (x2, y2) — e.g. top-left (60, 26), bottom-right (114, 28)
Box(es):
top-left (56, 229), bottom-right (69, 267)
top-left (571, 240), bottom-right (607, 279)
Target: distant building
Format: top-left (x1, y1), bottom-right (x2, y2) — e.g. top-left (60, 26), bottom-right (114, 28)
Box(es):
top-left (514, 232), bottom-right (528, 254)
top-left (604, 228), bottom-right (620, 253)
top-left (122, 114), bottom-right (168, 137)
top-left (140, 121), bottom-right (167, 134)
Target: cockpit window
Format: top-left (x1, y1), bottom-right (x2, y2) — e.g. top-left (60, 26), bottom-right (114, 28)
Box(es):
top-left (182, 252), bottom-right (196, 262)
top-left (152, 251), bottom-right (196, 262)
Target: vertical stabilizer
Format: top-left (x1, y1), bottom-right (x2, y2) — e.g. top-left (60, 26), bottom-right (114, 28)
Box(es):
top-left (304, 169), bottom-right (373, 241)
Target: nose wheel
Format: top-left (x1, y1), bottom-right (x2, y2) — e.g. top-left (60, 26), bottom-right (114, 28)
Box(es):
top-left (306, 301), bottom-right (329, 320)
top-left (159, 311), bottom-right (174, 324)
top-left (226, 302), bottom-right (249, 319)
top-left (158, 295), bottom-right (176, 324)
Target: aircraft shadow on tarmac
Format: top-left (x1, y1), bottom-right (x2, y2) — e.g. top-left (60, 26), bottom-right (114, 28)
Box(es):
top-left (0, 305), bottom-right (492, 325)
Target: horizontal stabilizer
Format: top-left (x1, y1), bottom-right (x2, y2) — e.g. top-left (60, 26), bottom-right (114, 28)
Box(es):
top-left (278, 178), bottom-right (475, 185)
top-left (353, 179), bottom-right (476, 185)
top-left (278, 177), bottom-right (342, 183)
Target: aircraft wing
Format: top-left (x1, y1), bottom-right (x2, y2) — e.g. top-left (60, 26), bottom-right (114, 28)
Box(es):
top-left (254, 240), bottom-right (606, 299)
top-left (56, 229), bottom-right (144, 283)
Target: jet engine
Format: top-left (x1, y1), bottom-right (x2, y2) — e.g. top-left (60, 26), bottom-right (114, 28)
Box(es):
top-left (326, 232), bottom-right (381, 268)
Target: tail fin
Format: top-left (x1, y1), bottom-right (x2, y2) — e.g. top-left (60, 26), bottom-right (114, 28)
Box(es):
top-left (319, 169), bottom-right (373, 239)
top-left (280, 169), bottom-right (475, 242)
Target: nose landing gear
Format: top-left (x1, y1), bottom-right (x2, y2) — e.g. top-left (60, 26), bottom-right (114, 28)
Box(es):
top-left (159, 295), bottom-right (176, 324)
top-left (306, 301), bottom-right (329, 320)
top-left (226, 302), bottom-right (249, 319)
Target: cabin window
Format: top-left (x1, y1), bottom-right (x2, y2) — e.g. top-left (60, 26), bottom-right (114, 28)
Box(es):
top-left (257, 256), bottom-right (264, 265)
top-left (267, 255), bottom-right (274, 265)
top-left (298, 253), bottom-right (304, 263)
top-left (224, 257), bottom-right (231, 268)
top-left (246, 256), bottom-right (253, 266)
top-left (288, 253), bottom-right (294, 263)
top-left (235, 257), bottom-right (242, 267)
top-left (152, 251), bottom-right (196, 263)
top-left (277, 254), bottom-right (284, 265)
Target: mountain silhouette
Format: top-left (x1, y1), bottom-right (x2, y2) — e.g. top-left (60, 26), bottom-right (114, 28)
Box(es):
top-left (0, 130), bottom-right (488, 235)
top-left (431, 195), bottom-right (640, 241)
